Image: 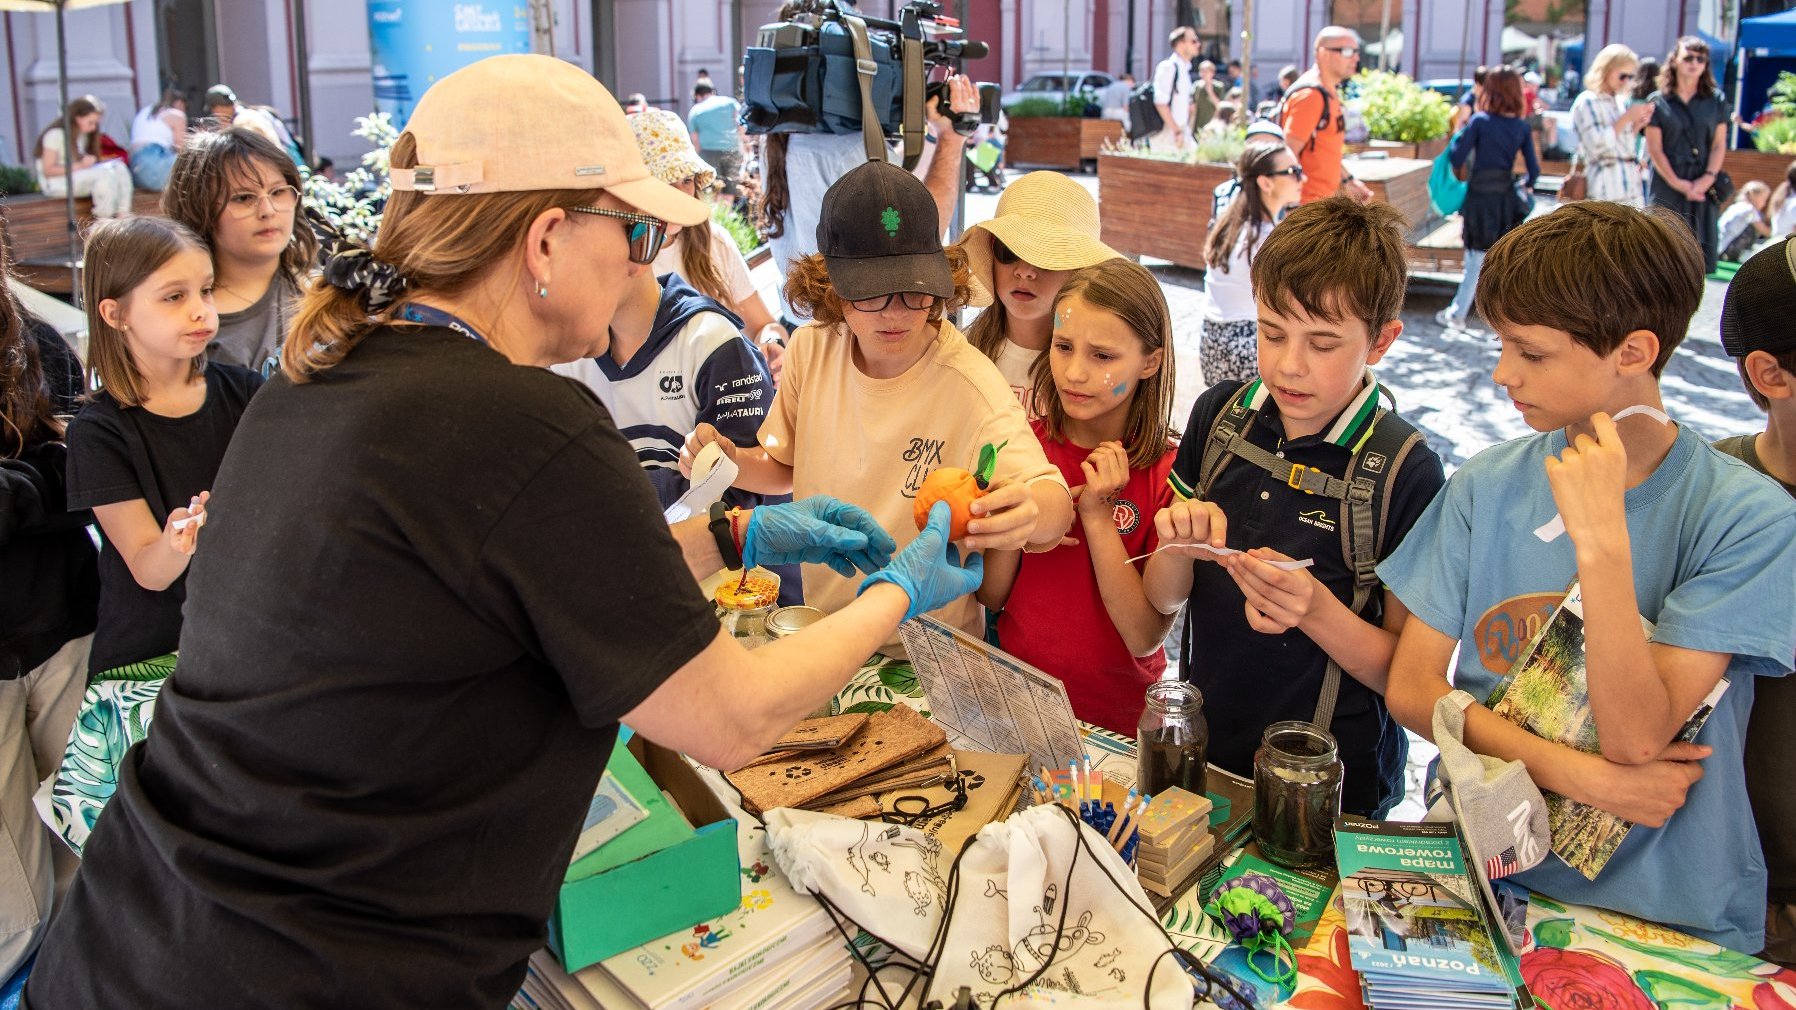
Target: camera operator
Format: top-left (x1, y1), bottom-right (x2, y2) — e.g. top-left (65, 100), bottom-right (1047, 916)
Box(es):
top-left (757, 1), bottom-right (980, 331)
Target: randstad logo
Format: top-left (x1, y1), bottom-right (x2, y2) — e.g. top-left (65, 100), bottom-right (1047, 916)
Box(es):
top-left (1297, 508), bottom-right (1336, 532)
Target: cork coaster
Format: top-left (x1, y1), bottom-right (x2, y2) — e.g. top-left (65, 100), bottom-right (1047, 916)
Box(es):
top-left (768, 713), bottom-right (869, 753)
top-left (804, 745), bottom-right (955, 808)
top-left (728, 705), bottom-right (947, 814)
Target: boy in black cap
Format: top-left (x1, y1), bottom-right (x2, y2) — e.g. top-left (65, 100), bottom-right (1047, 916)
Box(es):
top-left (684, 161), bottom-right (1072, 640)
top-left (1717, 237), bottom-right (1796, 968)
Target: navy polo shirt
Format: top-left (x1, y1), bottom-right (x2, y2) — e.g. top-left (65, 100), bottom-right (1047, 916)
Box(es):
top-left (1170, 376), bottom-right (1445, 816)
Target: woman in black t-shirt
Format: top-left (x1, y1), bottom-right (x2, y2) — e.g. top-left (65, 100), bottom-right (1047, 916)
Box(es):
top-left (65, 217), bottom-right (260, 677)
top-left (1646, 36), bottom-right (1732, 273)
top-left (27, 55), bottom-right (982, 1010)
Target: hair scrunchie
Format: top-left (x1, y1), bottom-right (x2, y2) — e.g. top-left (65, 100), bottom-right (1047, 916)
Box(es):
top-left (308, 209), bottom-right (408, 313)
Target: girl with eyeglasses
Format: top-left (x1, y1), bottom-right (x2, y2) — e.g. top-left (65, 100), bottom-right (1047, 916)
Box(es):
top-left (684, 161), bottom-right (1072, 645)
top-left (160, 127), bottom-right (318, 373)
top-left (1571, 45), bottom-right (1652, 208)
top-left (955, 170), bottom-right (1122, 413)
top-left (1200, 141), bottom-right (1305, 384)
top-left (1646, 36), bottom-right (1732, 273)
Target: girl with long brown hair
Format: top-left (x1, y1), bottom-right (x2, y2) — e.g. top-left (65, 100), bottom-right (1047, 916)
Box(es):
top-left (33, 95), bottom-right (133, 219)
top-left (975, 259), bottom-right (1180, 734)
top-left (1646, 35), bottom-right (1732, 272)
top-left (1199, 141), bottom-right (1304, 383)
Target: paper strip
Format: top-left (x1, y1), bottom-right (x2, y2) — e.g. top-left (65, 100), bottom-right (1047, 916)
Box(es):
top-left (1534, 404), bottom-right (1673, 542)
top-left (663, 444), bottom-right (740, 524)
top-left (1124, 542), bottom-right (1315, 570)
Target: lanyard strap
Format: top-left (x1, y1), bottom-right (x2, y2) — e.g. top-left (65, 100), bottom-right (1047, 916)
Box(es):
top-left (398, 303), bottom-right (488, 346)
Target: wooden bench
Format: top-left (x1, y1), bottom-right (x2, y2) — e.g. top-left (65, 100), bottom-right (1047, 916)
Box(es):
top-left (0, 189), bottom-right (166, 293)
top-left (1407, 217), bottom-right (1465, 274)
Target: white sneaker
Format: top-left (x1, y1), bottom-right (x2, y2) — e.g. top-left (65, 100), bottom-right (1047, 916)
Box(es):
top-left (1434, 307), bottom-right (1460, 330)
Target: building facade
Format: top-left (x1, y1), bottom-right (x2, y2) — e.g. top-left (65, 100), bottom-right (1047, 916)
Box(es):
top-left (0, 0), bottom-right (1751, 170)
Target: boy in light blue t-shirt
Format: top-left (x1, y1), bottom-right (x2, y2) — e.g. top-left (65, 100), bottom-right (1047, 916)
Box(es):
top-left (1379, 202), bottom-right (1796, 954)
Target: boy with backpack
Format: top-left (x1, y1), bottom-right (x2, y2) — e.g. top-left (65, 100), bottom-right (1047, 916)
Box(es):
top-left (1714, 238), bottom-right (1796, 966)
top-left (1143, 198), bottom-right (1446, 816)
top-left (1381, 204), bottom-right (1796, 953)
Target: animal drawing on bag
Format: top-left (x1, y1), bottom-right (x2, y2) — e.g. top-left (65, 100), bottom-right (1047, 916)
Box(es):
top-left (846, 822), bottom-right (903, 896)
top-left (1014, 904), bottom-right (1107, 972)
top-left (891, 833), bottom-right (947, 915)
top-left (971, 944), bottom-right (1017, 984)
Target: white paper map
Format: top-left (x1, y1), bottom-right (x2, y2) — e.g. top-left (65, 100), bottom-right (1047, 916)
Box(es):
top-left (897, 615), bottom-right (1086, 774)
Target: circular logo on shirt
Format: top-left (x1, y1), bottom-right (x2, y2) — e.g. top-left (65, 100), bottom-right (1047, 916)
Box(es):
top-left (1112, 499), bottom-right (1142, 535)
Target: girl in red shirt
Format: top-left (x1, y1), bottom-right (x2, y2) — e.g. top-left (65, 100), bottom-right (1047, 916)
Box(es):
top-left (976, 260), bottom-right (1180, 734)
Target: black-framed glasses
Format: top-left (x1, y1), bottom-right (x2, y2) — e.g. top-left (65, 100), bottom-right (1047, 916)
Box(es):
top-left (848, 291), bottom-right (938, 312)
top-left (1266, 165), bottom-right (1306, 178)
top-left (1321, 45), bottom-right (1360, 57)
top-left (225, 184), bottom-right (300, 218)
top-left (568, 205), bottom-right (669, 264)
top-left (992, 238), bottom-right (1021, 265)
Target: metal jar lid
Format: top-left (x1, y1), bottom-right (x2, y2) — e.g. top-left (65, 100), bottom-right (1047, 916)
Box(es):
top-left (766, 605), bottom-right (826, 638)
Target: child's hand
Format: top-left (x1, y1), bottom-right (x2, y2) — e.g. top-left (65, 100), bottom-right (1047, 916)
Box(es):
top-left (164, 491), bottom-right (211, 556)
top-left (1544, 412), bottom-right (1629, 550)
top-left (1223, 547), bottom-right (1320, 633)
top-left (679, 423), bottom-right (738, 479)
top-left (1151, 499), bottom-right (1229, 558)
top-left (1579, 741), bottom-right (1709, 827)
top-left (963, 477), bottom-right (1039, 552)
top-left (1074, 442), bottom-right (1129, 522)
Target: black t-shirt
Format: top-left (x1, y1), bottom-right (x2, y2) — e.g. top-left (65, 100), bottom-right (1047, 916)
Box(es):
top-left (27, 325), bottom-right (720, 1010)
top-left (1171, 380), bottom-right (1445, 816)
top-left (64, 363), bottom-right (262, 673)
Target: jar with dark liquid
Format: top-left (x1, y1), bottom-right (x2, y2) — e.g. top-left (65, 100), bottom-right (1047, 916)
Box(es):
top-left (1136, 681), bottom-right (1208, 798)
top-left (1252, 721), bottom-right (1344, 869)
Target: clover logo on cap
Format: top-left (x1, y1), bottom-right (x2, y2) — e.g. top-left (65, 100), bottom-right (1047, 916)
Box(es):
top-left (881, 206), bottom-right (902, 237)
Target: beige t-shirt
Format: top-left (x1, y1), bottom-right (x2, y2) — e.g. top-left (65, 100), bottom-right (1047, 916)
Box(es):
top-left (759, 318), bottom-right (1066, 636)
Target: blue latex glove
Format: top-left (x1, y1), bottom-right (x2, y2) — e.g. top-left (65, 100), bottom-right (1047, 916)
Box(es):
top-left (858, 501), bottom-right (985, 623)
top-left (743, 495), bottom-right (897, 577)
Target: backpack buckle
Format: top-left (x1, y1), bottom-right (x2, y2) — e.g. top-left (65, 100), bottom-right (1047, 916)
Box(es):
top-left (1287, 463), bottom-right (1323, 493)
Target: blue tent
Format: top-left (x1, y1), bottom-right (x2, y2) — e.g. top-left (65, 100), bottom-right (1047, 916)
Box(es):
top-left (1734, 9), bottom-right (1796, 148)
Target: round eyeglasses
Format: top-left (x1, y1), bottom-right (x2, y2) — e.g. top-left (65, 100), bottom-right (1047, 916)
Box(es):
top-left (225, 184), bottom-right (300, 219)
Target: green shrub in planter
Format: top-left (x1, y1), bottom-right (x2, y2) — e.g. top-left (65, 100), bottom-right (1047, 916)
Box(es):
top-left (0, 164), bottom-right (38, 196)
top-left (714, 203), bottom-right (762, 259)
top-left (1007, 97), bottom-right (1064, 119)
top-left (1354, 70), bottom-right (1453, 143)
top-left (1754, 114), bottom-right (1796, 156)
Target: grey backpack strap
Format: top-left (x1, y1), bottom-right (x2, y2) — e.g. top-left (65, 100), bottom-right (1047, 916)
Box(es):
top-left (1314, 406), bottom-right (1425, 729)
top-left (841, 14), bottom-right (887, 164)
top-left (1194, 383), bottom-right (1257, 500)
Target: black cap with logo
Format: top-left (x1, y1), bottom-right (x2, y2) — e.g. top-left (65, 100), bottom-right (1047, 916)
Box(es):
top-left (1720, 238), bottom-right (1796, 358)
top-left (816, 160), bottom-right (955, 302)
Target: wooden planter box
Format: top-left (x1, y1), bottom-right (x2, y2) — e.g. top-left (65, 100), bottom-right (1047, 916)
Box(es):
top-left (1, 188), bottom-right (166, 293)
top-left (1345, 136), bottom-right (1450, 162)
top-left (1351, 157), bottom-right (1436, 237)
top-left (1097, 153), bottom-right (1234, 269)
top-left (1008, 117), bottom-right (1124, 170)
top-left (1724, 148), bottom-right (1794, 194)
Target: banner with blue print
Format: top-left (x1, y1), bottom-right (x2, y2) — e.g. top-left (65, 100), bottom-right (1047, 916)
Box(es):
top-left (367, 1), bottom-right (531, 127)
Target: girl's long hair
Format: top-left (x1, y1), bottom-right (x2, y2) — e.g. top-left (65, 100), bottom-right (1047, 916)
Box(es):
top-left (33, 95), bottom-right (103, 159)
top-left (1204, 142), bottom-right (1289, 275)
top-left (283, 131), bottom-right (594, 381)
top-left (0, 248), bottom-right (60, 457)
top-left (81, 218), bottom-right (210, 408)
top-left (676, 221), bottom-right (736, 307)
top-left (1031, 260), bottom-right (1178, 470)
top-left (160, 127), bottom-right (318, 290)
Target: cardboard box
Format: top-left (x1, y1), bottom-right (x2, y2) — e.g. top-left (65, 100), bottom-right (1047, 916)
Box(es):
top-left (547, 733), bottom-right (741, 972)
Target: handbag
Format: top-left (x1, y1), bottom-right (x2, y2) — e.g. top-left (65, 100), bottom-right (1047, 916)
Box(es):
top-left (1707, 168), bottom-right (1735, 205)
top-left (1560, 151), bottom-right (1588, 202)
top-left (1430, 132), bottom-right (1468, 216)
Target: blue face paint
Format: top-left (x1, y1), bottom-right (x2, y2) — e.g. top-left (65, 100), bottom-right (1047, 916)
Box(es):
top-left (1112, 382), bottom-right (1129, 397)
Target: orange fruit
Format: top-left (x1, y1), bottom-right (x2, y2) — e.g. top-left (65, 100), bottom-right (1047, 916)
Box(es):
top-left (913, 467), bottom-right (985, 541)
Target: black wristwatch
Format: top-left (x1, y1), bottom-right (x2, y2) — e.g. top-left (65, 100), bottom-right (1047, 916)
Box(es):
top-left (709, 501), bottom-right (744, 571)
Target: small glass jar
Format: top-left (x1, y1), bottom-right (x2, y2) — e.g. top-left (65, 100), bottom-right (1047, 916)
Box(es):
top-left (1252, 721), bottom-right (1344, 869)
top-left (768, 606), bottom-right (840, 718)
top-left (715, 567), bottom-right (780, 649)
top-left (1136, 681), bottom-right (1209, 798)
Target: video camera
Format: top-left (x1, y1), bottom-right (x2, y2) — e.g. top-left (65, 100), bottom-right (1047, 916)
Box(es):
top-left (741, 0), bottom-right (1000, 169)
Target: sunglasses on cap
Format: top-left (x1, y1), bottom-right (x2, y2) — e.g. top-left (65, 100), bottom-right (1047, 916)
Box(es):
top-left (848, 291), bottom-right (939, 312)
top-left (568, 205), bottom-right (668, 264)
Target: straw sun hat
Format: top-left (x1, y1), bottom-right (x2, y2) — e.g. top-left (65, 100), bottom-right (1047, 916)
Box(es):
top-left (628, 108), bottom-right (717, 193)
top-left (963, 170), bottom-right (1120, 308)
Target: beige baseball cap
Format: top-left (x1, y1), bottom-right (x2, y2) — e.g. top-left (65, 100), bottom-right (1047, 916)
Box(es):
top-left (388, 54), bottom-right (708, 227)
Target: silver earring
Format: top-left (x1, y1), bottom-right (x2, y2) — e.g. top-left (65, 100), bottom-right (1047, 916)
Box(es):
top-left (536, 280), bottom-right (550, 299)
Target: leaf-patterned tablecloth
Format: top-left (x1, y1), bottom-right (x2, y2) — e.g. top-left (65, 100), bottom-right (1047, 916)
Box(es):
top-left (41, 654), bottom-right (174, 856)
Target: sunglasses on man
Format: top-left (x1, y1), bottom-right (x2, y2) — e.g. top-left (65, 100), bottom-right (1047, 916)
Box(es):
top-left (568, 205), bottom-right (669, 264)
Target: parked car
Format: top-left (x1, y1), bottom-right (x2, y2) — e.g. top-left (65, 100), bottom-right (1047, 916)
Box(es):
top-left (1002, 72), bottom-right (1114, 110)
